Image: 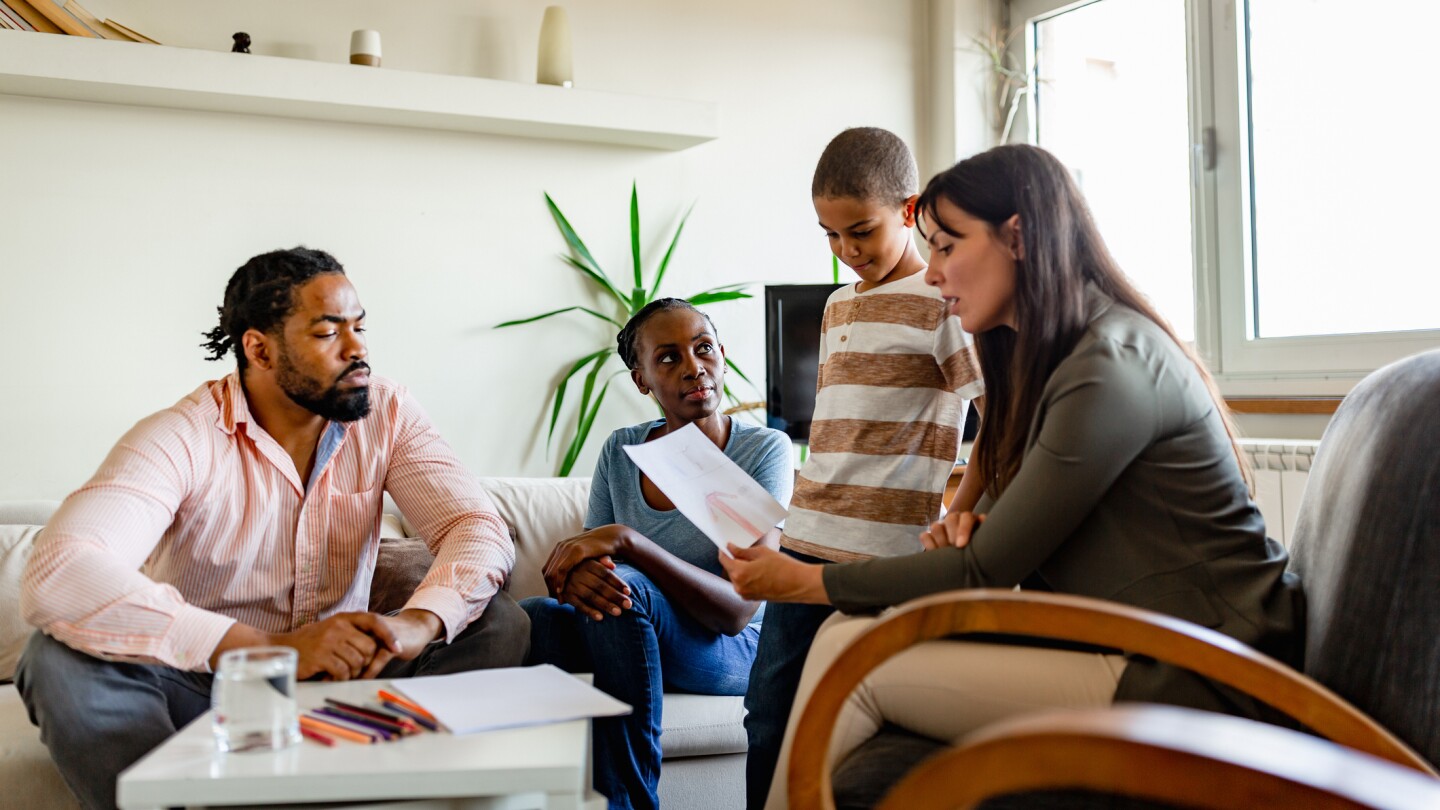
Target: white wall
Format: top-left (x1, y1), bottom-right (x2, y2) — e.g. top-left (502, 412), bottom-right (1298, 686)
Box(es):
top-left (918, 0), bottom-right (997, 178)
top-left (0, 0), bottom-right (949, 499)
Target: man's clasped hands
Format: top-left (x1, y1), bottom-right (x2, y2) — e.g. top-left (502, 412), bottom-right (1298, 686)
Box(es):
top-left (208, 608), bottom-right (444, 682)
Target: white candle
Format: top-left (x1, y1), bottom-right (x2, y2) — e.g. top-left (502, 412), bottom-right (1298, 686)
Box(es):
top-left (350, 29), bottom-right (382, 67)
top-left (537, 7), bottom-right (573, 87)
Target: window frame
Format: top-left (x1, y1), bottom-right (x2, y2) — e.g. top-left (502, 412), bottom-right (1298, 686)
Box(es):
top-left (1003, 0), bottom-right (1440, 395)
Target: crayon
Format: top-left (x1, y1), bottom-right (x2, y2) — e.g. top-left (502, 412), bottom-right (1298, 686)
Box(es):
top-left (300, 726), bottom-right (337, 747)
top-left (324, 698), bottom-right (420, 732)
top-left (313, 708), bottom-right (398, 740)
top-left (377, 689), bottom-right (437, 722)
top-left (300, 714), bottom-right (375, 744)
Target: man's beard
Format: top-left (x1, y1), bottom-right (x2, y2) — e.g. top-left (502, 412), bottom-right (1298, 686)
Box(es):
top-left (276, 349), bottom-right (372, 422)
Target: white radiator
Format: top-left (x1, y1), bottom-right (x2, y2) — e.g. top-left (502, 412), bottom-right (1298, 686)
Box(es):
top-left (1237, 439), bottom-right (1321, 547)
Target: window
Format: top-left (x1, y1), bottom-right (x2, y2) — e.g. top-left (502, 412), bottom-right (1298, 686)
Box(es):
top-left (1030, 0), bottom-right (1193, 340)
top-left (1244, 1), bottom-right (1439, 339)
top-left (1007, 0), bottom-right (1440, 388)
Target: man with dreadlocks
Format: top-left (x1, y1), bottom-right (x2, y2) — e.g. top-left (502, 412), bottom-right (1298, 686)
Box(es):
top-left (17, 247), bottom-right (528, 810)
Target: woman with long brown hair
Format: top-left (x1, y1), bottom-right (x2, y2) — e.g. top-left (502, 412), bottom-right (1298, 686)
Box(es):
top-left (722, 144), bottom-right (1303, 809)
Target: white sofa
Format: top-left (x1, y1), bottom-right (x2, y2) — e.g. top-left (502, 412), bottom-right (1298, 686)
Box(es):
top-left (0, 477), bottom-right (747, 809)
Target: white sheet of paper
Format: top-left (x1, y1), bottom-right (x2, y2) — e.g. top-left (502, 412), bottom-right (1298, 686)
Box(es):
top-left (392, 664), bottom-right (631, 735)
top-left (622, 422), bottom-right (789, 550)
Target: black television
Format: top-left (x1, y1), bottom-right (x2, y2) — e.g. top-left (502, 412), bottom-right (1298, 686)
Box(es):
top-left (765, 283), bottom-right (982, 446)
top-left (765, 284), bottom-right (843, 441)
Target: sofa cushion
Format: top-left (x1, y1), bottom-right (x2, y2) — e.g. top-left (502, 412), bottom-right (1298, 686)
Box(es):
top-left (0, 685), bottom-right (77, 808)
top-left (476, 477), bottom-right (591, 601)
top-left (0, 501), bottom-right (60, 526)
top-left (662, 694), bottom-right (748, 757)
top-left (0, 525), bottom-right (43, 682)
top-left (380, 512), bottom-right (407, 541)
top-left (369, 536), bottom-right (437, 616)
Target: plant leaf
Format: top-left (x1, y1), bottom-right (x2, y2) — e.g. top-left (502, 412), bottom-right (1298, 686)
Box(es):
top-left (560, 370), bottom-right (626, 476)
top-left (630, 182), bottom-right (643, 293)
top-left (648, 201), bottom-right (695, 300)
top-left (686, 290), bottom-right (753, 306)
top-left (722, 381), bottom-right (740, 410)
top-left (724, 356), bottom-right (757, 388)
top-left (560, 256), bottom-right (630, 310)
top-left (546, 192), bottom-right (605, 273)
top-left (547, 193), bottom-right (629, 307)
top-left (575, 353), bottom-right (609, 437)
top-left (692, 281), bottom-right (752, 293)
top-left (497, 306), bottom-right (624, 329)
top-left (548, 347), bottom-right (613, 451)
top-left (556, 354), bottom-right (610, 475)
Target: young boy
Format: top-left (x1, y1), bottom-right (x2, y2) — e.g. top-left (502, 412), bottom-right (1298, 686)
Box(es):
top-left (742, 127), bottom-right (984, 808)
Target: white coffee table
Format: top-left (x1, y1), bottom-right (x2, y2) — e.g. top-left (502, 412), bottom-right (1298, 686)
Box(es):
top-left (117, 678), bottom-right (605, 810)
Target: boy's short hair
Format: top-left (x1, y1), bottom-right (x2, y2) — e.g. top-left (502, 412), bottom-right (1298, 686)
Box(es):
top-left (811, 127), bottom-right (918, 207)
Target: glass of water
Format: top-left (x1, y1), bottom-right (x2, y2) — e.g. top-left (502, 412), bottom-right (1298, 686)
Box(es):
top-left (213, 647), bottom-right (300, 753)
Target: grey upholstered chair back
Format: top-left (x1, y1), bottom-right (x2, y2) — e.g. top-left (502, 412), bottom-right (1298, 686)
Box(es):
top-left (1289, 348), bottom-right (1440, 767)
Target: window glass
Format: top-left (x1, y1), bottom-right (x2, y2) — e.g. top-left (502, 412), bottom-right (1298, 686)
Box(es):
top-left (1246, 1), bottom-right (1440, 337)
top-left (1034, 0), bottom-right (1194, 340)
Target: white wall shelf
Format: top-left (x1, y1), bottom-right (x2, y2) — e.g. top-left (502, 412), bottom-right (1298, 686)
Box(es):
top-left (0, 30), bottom-right (718, 150)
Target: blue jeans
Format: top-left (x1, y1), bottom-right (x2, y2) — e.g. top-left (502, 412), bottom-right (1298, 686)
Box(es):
top-left (522, 564), bottom-right (760, 810)
top-left (743, 550), bottom-right (836, 809)
top-left (17, 592), bottom-right (530, 810)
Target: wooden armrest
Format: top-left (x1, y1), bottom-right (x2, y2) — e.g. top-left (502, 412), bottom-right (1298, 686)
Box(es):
top-left (789, 590), bottom-right (1433, 810)
top-left (879, 705), bottom-right (1440, 810)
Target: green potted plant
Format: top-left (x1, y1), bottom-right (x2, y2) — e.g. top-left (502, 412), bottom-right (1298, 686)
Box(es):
top-left (499, 184), bottom-right (757, 476)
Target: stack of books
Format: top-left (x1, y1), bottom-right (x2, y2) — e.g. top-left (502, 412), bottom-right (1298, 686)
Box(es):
top-left (0, 0), bottom-right (157, 43)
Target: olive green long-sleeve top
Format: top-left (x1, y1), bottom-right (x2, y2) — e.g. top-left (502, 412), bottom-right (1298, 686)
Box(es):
top-left (822, 286), bottom-right (1302, 713)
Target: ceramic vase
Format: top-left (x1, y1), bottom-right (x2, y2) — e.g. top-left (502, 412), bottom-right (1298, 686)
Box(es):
top-left (350, 29), bottom-right (381, 67)
top-left (537, 7), bottom-right (573, 87)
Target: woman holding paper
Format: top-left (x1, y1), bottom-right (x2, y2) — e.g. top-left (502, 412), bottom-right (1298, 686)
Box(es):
top-left (720, 145), bottom-right (1302, 809)
top-left (521, 298), bottom-right (794, 810)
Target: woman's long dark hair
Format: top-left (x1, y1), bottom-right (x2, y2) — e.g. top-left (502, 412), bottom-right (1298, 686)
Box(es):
top-left (918, 144), bottom-right (1247, 496)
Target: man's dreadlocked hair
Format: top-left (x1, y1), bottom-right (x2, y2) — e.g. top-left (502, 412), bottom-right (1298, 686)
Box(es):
top-left (616, 298), bottom-right (718, 369)
top-left (201, 247), bottom-right (345, 372)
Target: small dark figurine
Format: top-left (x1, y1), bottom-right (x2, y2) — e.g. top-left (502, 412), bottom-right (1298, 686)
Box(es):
top-left (231, 32), bottom-right (250, 53)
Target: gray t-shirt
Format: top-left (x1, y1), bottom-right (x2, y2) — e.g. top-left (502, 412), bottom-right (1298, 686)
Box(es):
top-left (586, 418), bottom-right (795, 582)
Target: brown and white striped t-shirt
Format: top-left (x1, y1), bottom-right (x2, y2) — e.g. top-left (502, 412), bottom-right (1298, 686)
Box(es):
top-left (781, 271), bottom-right (983, 562)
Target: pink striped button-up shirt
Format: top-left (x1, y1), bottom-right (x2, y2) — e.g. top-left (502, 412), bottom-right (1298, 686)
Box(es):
top-left (21, 373), bottom-right (515, 671)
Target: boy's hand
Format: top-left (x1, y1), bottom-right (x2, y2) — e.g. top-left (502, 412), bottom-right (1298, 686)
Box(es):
top-left (543, 525), bottom-right (632, 597)
top-left (560, 557), bottom-right (632, 621)
top-left (719, 543), bottom-right (828, 604)
top-left (920, 511), bottom-right (985, 551)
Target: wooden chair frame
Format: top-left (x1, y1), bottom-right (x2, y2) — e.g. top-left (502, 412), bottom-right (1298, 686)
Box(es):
top-left (877, 705), bottom-right (1440, 810)
top-left (787, 589), bottom-right (1435, 810)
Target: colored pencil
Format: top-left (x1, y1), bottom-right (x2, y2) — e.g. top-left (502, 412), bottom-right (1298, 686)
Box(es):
top-left (305, 712), bottom-right (385, 742)
top-left (324, 698), bottom-right (420, 732)
top-left (315, 706), bottom-right (402, 739)
top-left (300, 726), bottom-right (337, 747)
top-left (377, 689), bottom-right (437, 722)
top-left (381, 699), bottom-right (440, 731)
top-left (300, 714), bottom-right (376, 744)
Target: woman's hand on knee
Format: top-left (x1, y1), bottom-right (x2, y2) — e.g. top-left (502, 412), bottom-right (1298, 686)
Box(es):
top-left (560, 557), bottom-right (633, 621)
top-left (919, 511), bottom-right (985, 551)
top-left (543, 525), bottom-right (635, 597)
